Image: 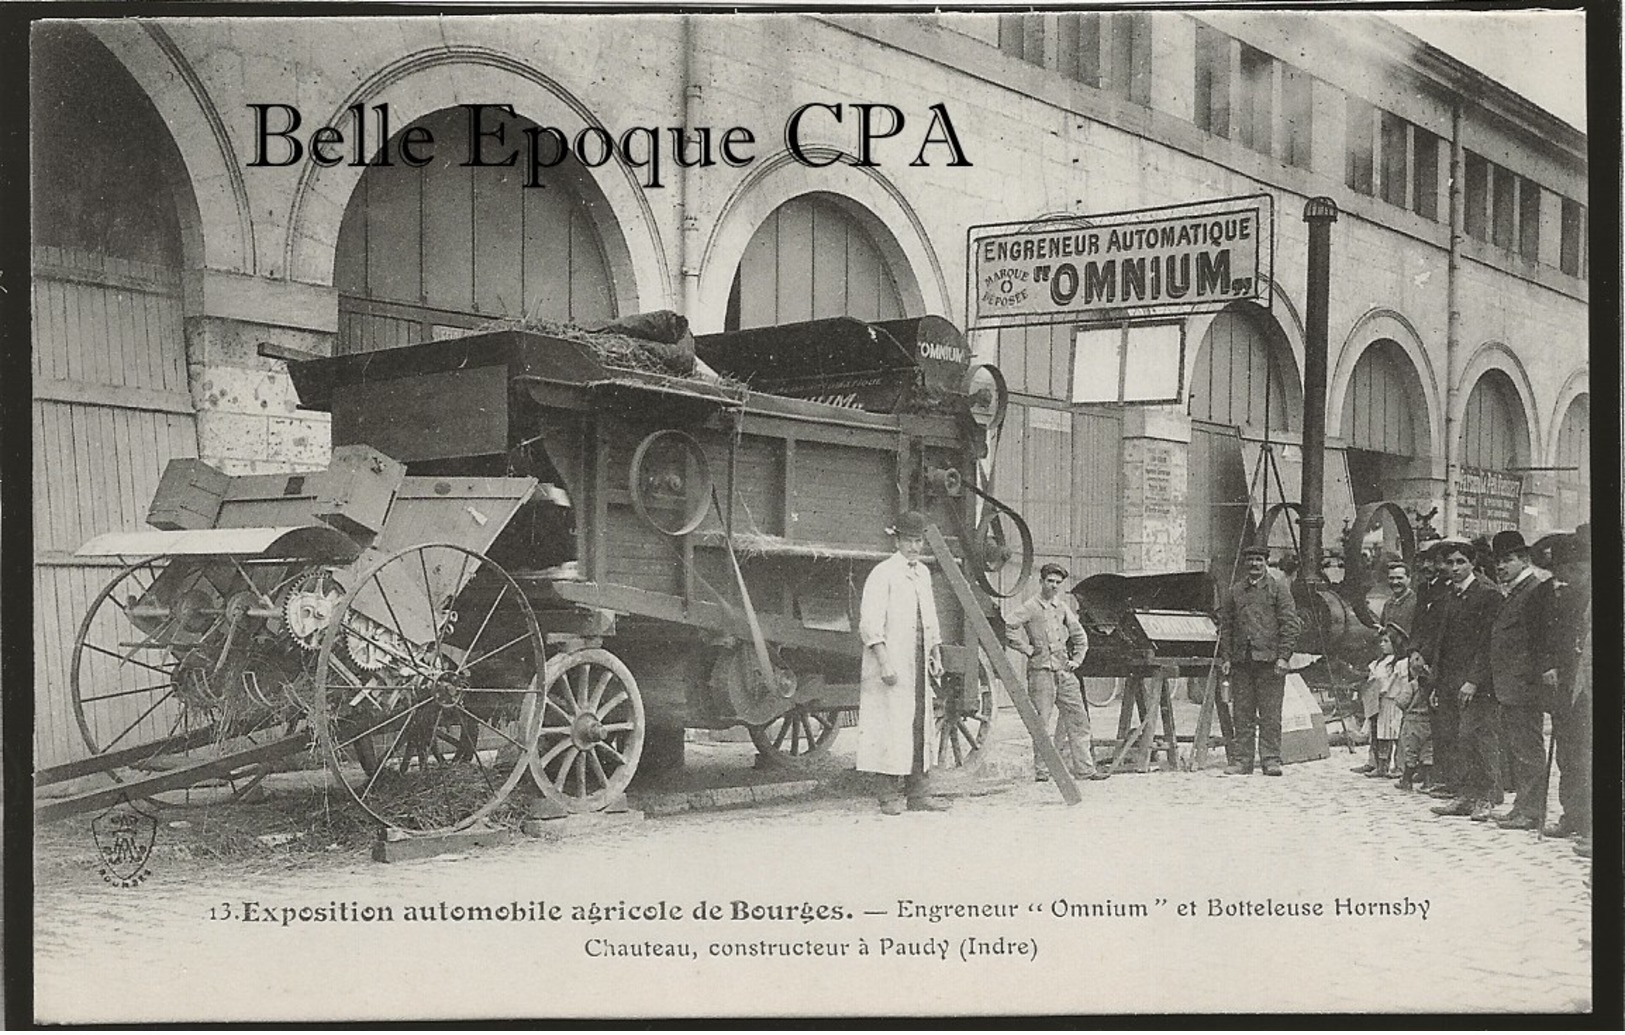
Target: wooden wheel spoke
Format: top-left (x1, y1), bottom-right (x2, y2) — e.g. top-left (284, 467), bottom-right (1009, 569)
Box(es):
top-left (597, 740), bottom-right (627, 766)
top-left (543, 695), bottom-right (574, 721)
top-left (536, 736), bottom-right (573, 769)
top-left (587, 747), bottom-right (611, 788)
top-left (552, 746), bottom-right (581, 790)
top-left (587, 668), bottom-right (614, 711)
top-left (574, 750), bottom-right (588, 797)
top-left (773, 718), bottom-right (792, 750)
top-left (596, 689), bottom-right (629, 718)
top-left (599, 721), bottom-right (635, 733)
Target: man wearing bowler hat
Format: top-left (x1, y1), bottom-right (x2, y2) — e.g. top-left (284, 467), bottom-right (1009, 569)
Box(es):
top-left (856, 510), bottom-right (950, 815)
top-left (1427, 536), bottom-right (1504, 821)
top-left (1485, 529), bottom-right (1556, 829)
top-left (1219, 544), bottom-right (1302, 776)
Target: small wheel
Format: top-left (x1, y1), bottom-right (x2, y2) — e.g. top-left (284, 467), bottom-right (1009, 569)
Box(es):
top-left (70, 557), bottom-right (301, 808)
top-left (312, 544), bottom-right (544, 835)
top-left (1084, 678), bottom-right (1122, 708)
top-left (530, 648), bottom-right (645, 813)
top-left (629, 429), bottom-right (713, 537)
top-left (749, 705), bottom-right (845, 768)
top-left (932, 652), bottom-right (998, 769)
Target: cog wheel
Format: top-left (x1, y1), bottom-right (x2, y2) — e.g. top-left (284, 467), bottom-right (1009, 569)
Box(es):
top-left (342, 611), bottom-right (410, 673)
top-left (279, 569), bottom-right (342, 651)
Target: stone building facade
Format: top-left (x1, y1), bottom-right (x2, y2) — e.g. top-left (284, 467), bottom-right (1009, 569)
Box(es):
top-left (30, 12), bottom-right (1588, 764)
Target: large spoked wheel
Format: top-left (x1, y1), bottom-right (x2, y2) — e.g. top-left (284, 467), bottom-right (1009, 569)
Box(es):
top-left (530, 648), bottom-right (645, 813)
top-left (749, 705), bottom-right (846, 768)
top-left (312, 544), bottom-right (545, 835)
top-left (933, 652), bottom-right (999, 769)
top-left (70, 557), bottom-right (300, 808)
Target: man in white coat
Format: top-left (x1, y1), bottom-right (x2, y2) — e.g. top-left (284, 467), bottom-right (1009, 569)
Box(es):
top-left (857, 510), bottom-right (949, 815)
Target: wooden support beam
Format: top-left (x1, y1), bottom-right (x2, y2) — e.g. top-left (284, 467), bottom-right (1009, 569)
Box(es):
top-left (34, 735), bottom-right (309, 822)
top-left (924, 524), bottom-right (1080, 806)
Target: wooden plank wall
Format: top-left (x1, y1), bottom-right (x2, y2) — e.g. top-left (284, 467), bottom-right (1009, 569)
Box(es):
top-left (32, 246), bottom-right (195, 768)
top-left (730, 195), bottom-right (906, 331)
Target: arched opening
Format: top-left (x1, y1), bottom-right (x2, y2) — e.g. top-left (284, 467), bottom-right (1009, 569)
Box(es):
top-left (723, 193), bottom-right (907, 331)
top-left (1553, 394), bottom-right (1590, 530)
top-left (1456, 369), bottom-right (1533, 537)
top-left (31, 25), bottom-right (201, 767)
top-left (1342, 336), bottom-right (1434, 502)
top-left (334, 106), bottom-right (619, 354)
top-left (1185, 303), bottom-right (1325, 577)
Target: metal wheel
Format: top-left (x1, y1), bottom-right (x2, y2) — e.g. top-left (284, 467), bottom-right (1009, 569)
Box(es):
top-left (932, 652), bottom-right (998, 769)
top-left (530, 648), bottom-right (645, 813)
top-left (69, 558), bottom-right (305, 808)
top-left (749, 705), bottom-right (845, 768)
top-left (311, 544), bottom-right (544, 835)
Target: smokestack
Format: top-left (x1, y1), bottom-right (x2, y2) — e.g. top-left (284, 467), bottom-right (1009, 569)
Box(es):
top-left (1300, 197), bottom-right (1338, 588)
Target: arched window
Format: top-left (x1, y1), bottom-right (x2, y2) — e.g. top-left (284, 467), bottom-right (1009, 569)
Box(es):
top-left (1554, 394), bottom-right (1590, 528)
top-left (334, 107), bottom-right (617, 355)
top-left (725, 194), bottom-right (906, 330)
top-left (1459, 370), bottom-right (1530, 471)
top-left (1187, 304), bottom-right (1301, 433)
top-left (1342, 339), bottom-right (1426, 457)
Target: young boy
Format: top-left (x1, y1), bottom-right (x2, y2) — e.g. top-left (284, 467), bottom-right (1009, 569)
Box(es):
top-left (1388, 623), bottom-right (1431, 790)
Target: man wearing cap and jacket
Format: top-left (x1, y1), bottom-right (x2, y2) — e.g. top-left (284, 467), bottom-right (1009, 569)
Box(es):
top-left (1428, 537), bottom-right (1504, 822)
top-left (1486, 529), bottom-right (1555, 829)
top-left (1219, 545), bottom-right (1302, 776)
top-left (857, 510), bottom-right (950, 815)
top-left (1007, 562), bottom-right (1101, 782)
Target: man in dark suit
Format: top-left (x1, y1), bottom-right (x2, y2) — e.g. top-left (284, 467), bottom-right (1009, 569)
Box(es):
top-left (1486, 530), bottom-right (1555, 829)
top-left (1428, 537), bottom-right (1504, 821)
top-left (1219, 544), bottom-right (1302, 777)
top-left (1541, 533), bottom-right (1592, 839)
top-left (1407, 542), bottom-right (1456, 796)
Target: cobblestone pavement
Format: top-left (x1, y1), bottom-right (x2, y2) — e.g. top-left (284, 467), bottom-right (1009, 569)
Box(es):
top-left (34, 725), bottom-right (1594, 1021)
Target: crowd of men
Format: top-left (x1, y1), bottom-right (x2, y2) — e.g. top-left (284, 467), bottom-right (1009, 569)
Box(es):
top-left (1367, 529), bottom-right (1594, 854)
top-left (852, 509), bottom-right (1591, 857)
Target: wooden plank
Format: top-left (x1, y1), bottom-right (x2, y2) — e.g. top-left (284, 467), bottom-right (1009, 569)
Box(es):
top-left (473, 164), bottom-right (521, 316)
top-left (811, 202), bottom-right (846, 318)
top-left (775, 198), bottom-right (815, 324)
top-left (924, 524), bottom-right (1079, 804)
top-left (522, 176), bottom-right (572, 320)
top-left (32, 377), bottom-right (195, 415)
top-left (567, 209), bottom-right (615, 325)
top-left (422, 144), bottom-right (474, 313)
top-left (845, 221), bottom-right (882, 321)
top-left (737, 208), bottom-right (779, 330)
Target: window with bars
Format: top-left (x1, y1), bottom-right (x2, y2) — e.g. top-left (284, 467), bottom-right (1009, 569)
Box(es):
top-left (1281, 65), bottom-right (1313, 170)
top-left (1237, 44), bottom-right (1274, 155)
top-left (1412, 128), bottom-right (1440, 220)
top-left (1345, 95), bottom-right (1375, 196)
top-left (1194, 24), bottom-right (1230, 138)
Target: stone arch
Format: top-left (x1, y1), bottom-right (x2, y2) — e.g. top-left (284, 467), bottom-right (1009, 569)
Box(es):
top-left (1546, 368), bottom-right (1590, 468)
top-left (1182, 275), bottom-right (1307, 418)
top-left (78, 22), bottom-right (248, 275)
top-left (1455, 341), bottom-right (1543, 468)
top-left (1182, 280), bottom-right (1306, 433)
top-left (285, 46), bottom-right (667, 313)
top-left (695, 147), bottom-right (950, 334)
top-left (1328, 307), bottom-right (1443, 457)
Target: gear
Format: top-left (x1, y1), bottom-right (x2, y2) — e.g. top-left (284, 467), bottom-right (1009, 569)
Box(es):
top-left (279, 570), bottom-right (342, 651)
top-left (342, 611), bottom-right (411, 673)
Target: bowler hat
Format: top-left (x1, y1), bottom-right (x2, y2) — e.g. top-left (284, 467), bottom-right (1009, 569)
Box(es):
top-left (890, 510), bottom-right (928, 537)
top-left (1491, 529), bottom-right (1529, 558)
top-left (1240, 545), bottom-right (1269, 560)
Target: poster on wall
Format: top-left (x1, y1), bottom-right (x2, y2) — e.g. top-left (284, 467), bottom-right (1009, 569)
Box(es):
top-left (1454, 465), bottom-right (1525, 537)
top-left (17, 5), bottom-right (1600, 1028)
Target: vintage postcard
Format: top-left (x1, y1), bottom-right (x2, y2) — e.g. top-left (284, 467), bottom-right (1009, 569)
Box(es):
top-left (24, 4), bottom-right (1599, 1022)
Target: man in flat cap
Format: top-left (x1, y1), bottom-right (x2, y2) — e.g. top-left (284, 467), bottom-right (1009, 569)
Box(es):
top-left (1008, 562), bottom-right (1101, 782)
top-left (857, 510), bottom-right (949, 815)
top-left (1218, 545), bottom-right (1302, 776)
top-left (1427, 536), bottom-right (1504, 821)
top-left (1485, 529), bottom-right (1555, 829)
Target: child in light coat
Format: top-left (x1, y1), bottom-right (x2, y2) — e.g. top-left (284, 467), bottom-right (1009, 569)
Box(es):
top-left (1361, 624), bottom-right (1413, 780)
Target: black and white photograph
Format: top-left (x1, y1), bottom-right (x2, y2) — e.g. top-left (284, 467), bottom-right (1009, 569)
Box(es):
top-left (16, 3), bottom-right (1610, 1022)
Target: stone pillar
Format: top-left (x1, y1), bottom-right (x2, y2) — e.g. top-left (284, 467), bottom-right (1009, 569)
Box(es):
top-left (183, 271), bottom-right (338, 475)
top-left (1120, 405), bottom-right (1191, 572)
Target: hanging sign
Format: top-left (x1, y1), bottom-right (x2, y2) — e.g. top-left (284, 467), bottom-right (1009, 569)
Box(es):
top-left (1455, 466), bottom-right (1523, 538)
top-left (967, 195), bottom-right (1272, 329)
